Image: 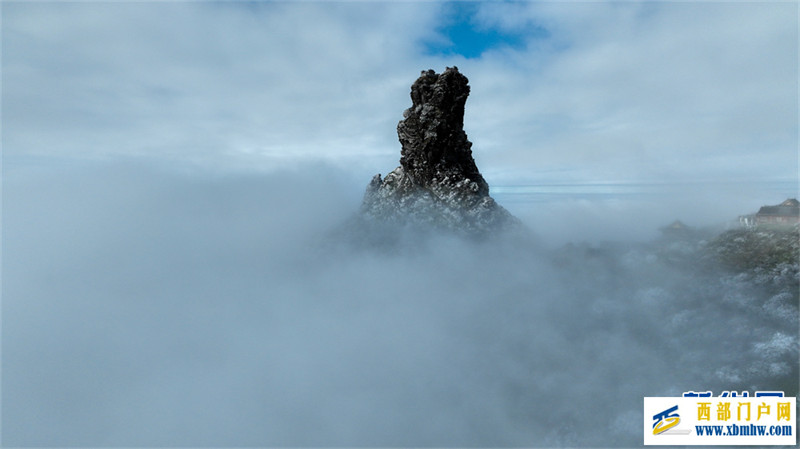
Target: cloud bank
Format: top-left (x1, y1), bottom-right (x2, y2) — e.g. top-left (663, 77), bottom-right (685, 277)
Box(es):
top-left (3, 163), bottom-right (797, 446)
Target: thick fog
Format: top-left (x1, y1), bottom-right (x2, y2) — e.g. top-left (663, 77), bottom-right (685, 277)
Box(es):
top-left (3, 162), bottom-right (797, 446)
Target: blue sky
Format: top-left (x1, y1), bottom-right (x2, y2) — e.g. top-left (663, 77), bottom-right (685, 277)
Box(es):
top-left (3, 1), bottom-right (797, 189)
top-left (424, 2), bottom-right (541, 58)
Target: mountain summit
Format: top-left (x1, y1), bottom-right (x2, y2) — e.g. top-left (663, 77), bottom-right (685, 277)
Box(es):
top-left (360, 67), bottom-right (518, 236)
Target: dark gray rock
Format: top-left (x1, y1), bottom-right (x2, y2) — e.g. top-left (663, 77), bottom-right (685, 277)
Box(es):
top-left (361, 67), bottom-right (520, 237)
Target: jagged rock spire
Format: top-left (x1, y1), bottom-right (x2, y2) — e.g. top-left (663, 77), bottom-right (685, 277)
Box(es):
top-left (398, 67), bottom-right (489, 196)
top-left (360, 67), bottom-right (519, 236)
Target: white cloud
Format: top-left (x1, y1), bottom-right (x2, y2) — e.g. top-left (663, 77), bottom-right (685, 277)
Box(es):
top-left (3, 1), bottom-right (797, 186)
top-left (463, 1), bottom-right (797, 184)
top-left (3, 2), bottom-right (441, 173)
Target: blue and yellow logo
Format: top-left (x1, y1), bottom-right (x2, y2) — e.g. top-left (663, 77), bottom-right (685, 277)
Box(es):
top-left (653, 405), bottom-right (680, 435)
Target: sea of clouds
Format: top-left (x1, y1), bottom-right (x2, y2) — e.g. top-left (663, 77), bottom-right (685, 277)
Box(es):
top-left (3, 162), bottom-right (797, 446)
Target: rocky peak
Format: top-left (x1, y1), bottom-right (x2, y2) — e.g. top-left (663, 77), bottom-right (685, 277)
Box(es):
top-left (398, 67), bottom-right (488, 196)
top-left (360, 67), bottom-right (519, 237)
